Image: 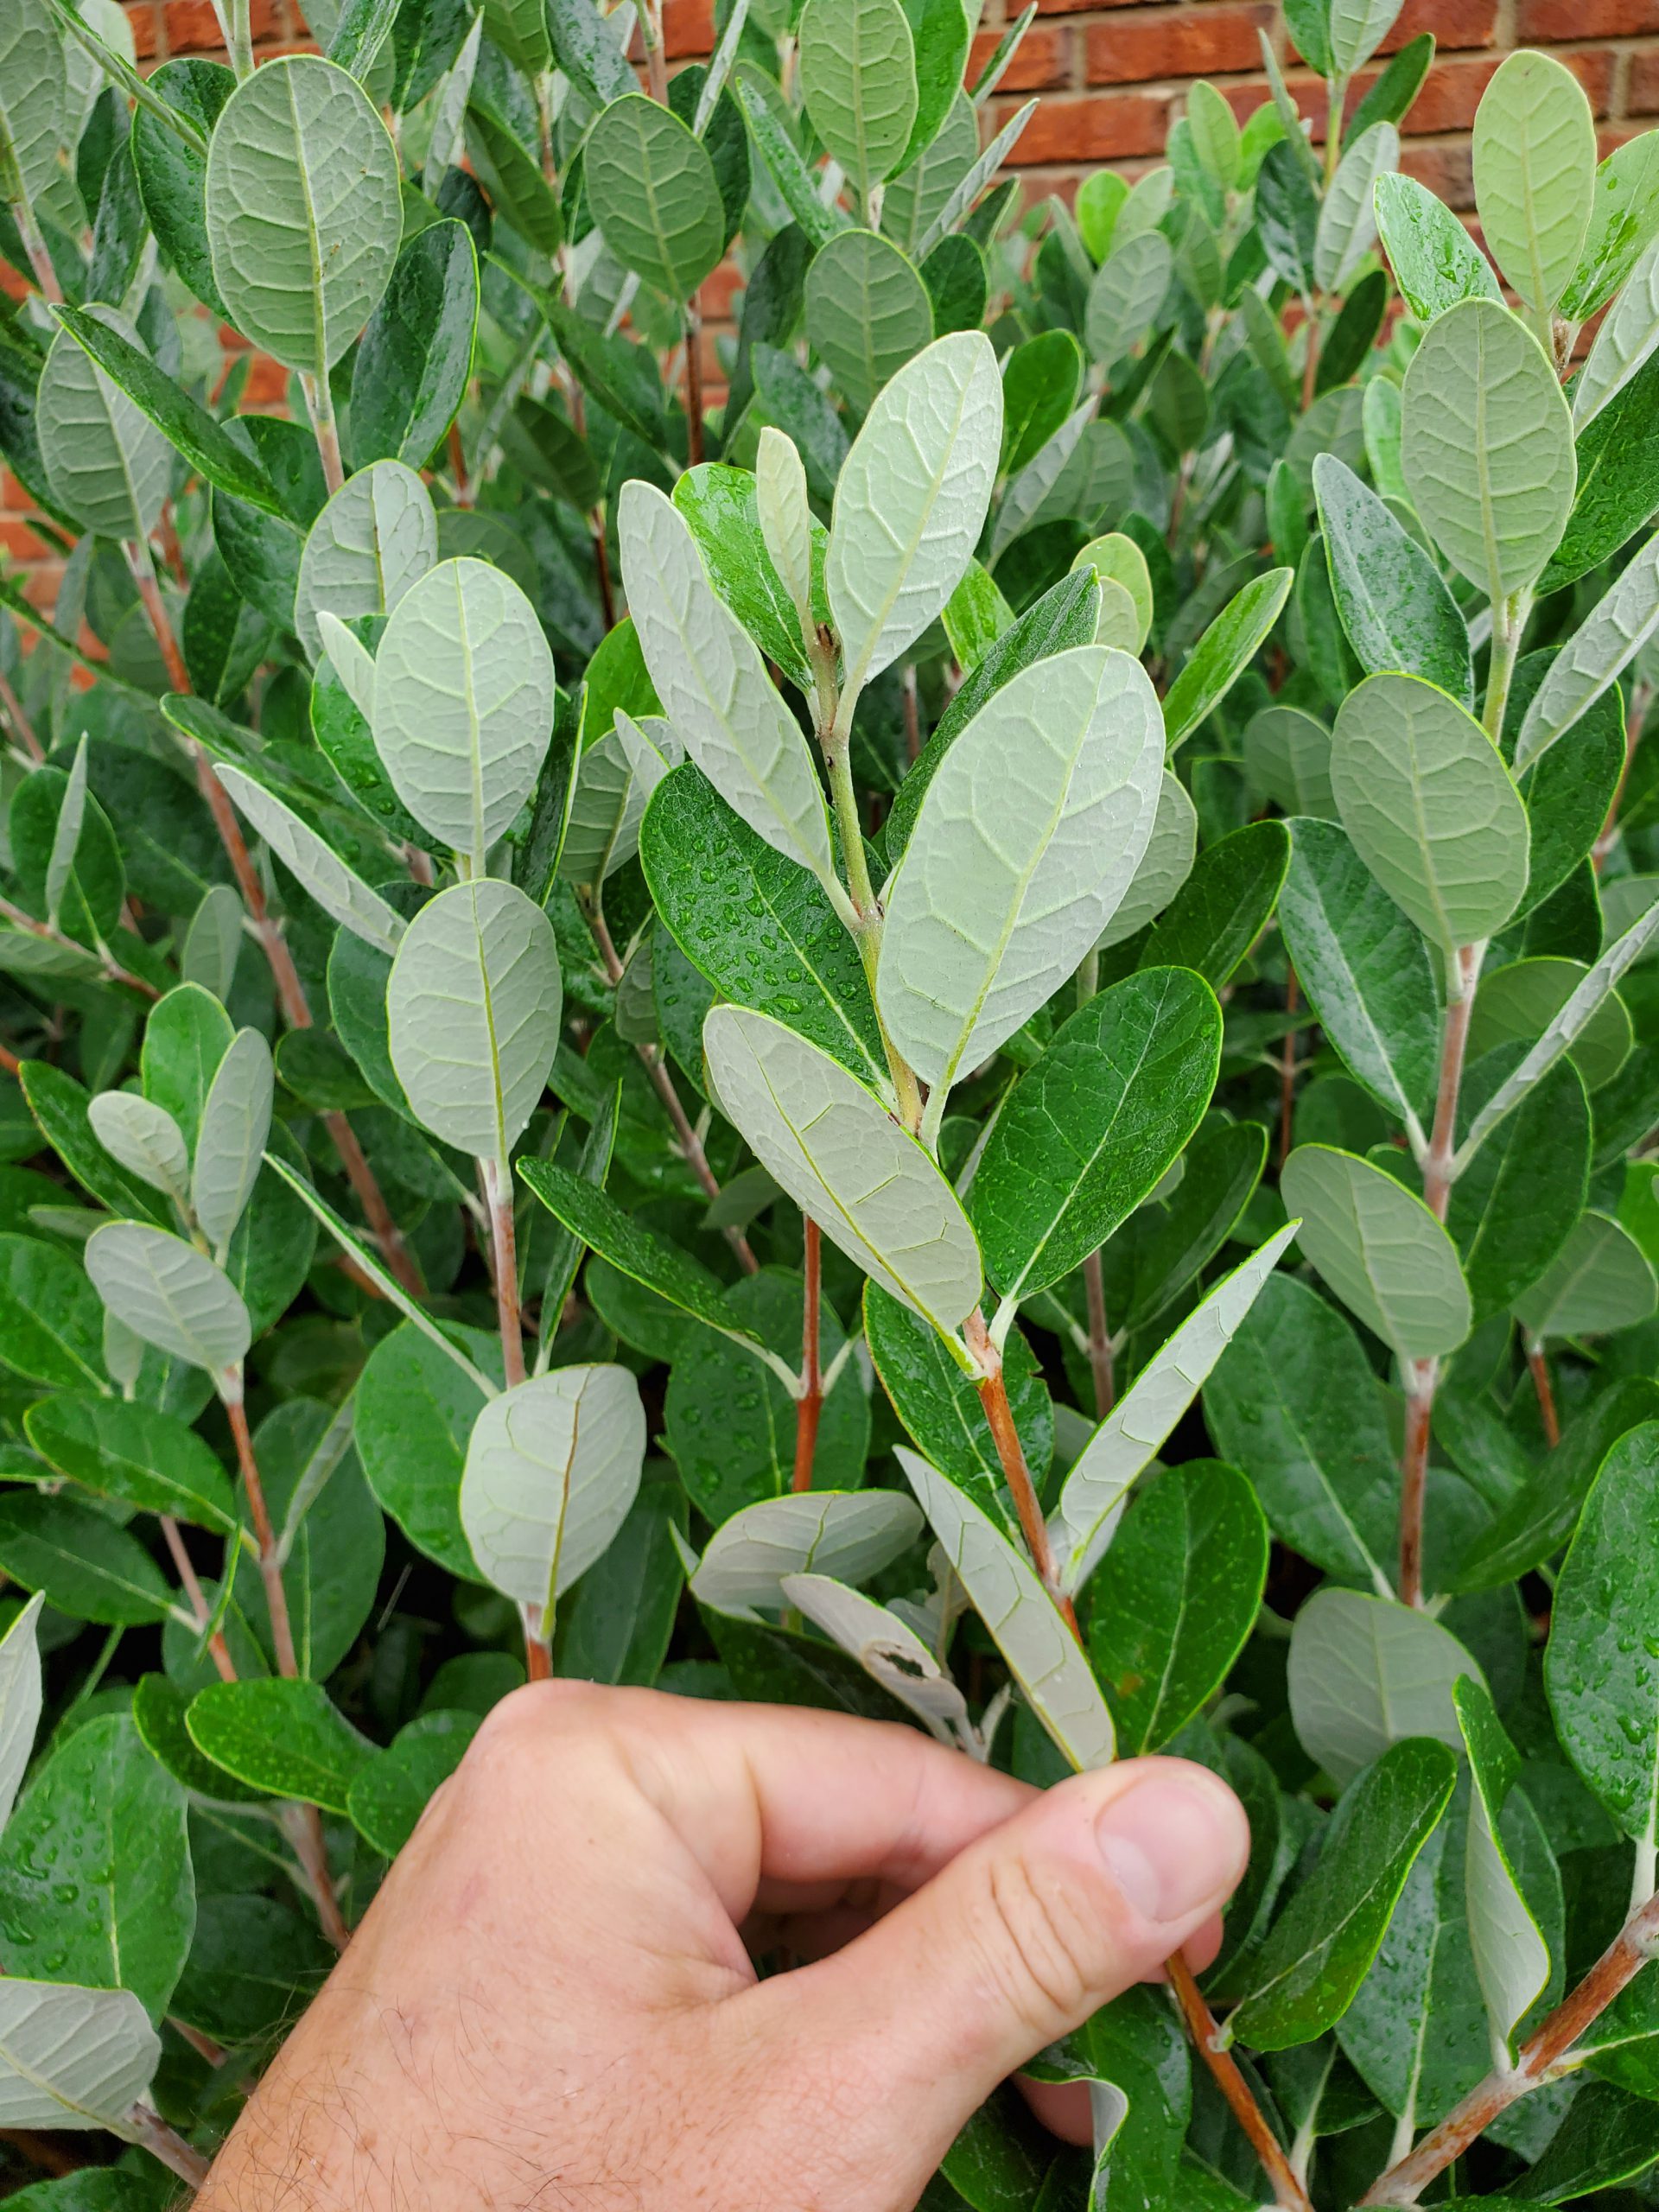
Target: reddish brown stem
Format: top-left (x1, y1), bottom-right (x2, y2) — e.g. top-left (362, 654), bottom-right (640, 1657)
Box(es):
top-left (123, 2103), bottom-right (209, 2189)
top-left (1279, 967), bottom-right (1300, 1167)
top-left (591, 509), bottom-right (618, 630)
top-left (1398, 1361), bottom-right (1435, 1612)
top-left (483, 1153), bottom-right (526, 1389)
top-left (966, 1310), bottom-right (1078, 1634)
top-left (684, 292), bottom-right (705, 467)
top-left (1527, 1334), bottom-right (1561, 1447)
top-left (227, 1394), bottom-right (299, 1681)
top-left (323, 1110), bottom-right (427, 1300)
top-left (1300, 299), bottom-right (1321, 412)
top-left (158, 502), bottom-right (188, 588)
top-left (792, 1217), bottom-right (823, 1493)
top-left (1595, 685), bottom-right (1648, 872)
top-left (582, 893), bottom-right (760, 1274)
top-left (278, 1802), bottom-right (351, 1953)
top-left (0, 893), bottom-right (160, 1000)
top-left (0, 668), bottom-right (44, 762)
top-left (1422, 952), bottom-right (1478, 1224)
top-left (160, 1514), bottom-right (235, 1683)
top-left (1362, 1888), bottom-right (1659, 2204)
top-left (524, 1628), bottom-right (552, 1681)
top-left (1170, 1955), bottom-right (1313, 2212)
top-left (0, 1041), bottom-right (20, 1079)
top-left (448, 421), bottom-right (473, 507)
top-left (16, 207), bottom-right (60, 304)
top-left (1082, 1249), bottom-right (1115, 1419)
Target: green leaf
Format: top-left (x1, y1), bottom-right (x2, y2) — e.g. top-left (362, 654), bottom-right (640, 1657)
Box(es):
top-left (22, 1061), bottom-right (168, 1225)
top-left (798, 0), bottom-right (918, 205)
top-left (864, 1282), bottom-right (1052, 1530)
top-left (373, 556), bottom-right (555, 870)
top-left (1328, 0), bottom-right (1404, 74)
top-left (1472, 49), bottom-right (1598, 319)
top-left (878, 645), bottom-right (1163, 1103)
top-left (690, 1488), bottom-right (922, 1616)
top-left (1049, 1224), bottom-right (1299, 1595)
top-left (969, 968), bottom-right (1221, 1302)
top-left (0, 1492), bottom-right (175, 1626)
top-left (1402, 300), bottom-right (1575, 609)
top-left (732, 70), bottom-right (846, 253)
top-left (461, 1364), bottom-right (645, 1616)
top-left (1453, 1376), bottom-right (1659, 1592)
top-left (1547, 1420), bottom-right (1659, 1846)
top-left (640, 765), bottom-right (887, 1091)
top-left (1084, 231), bottom-right (1174, 369)
top-left (804, 226), bottom-right (933, 414)
top-left (1139, 818), bottom-right (1290, 992)
top-left (351, 218), bottom-right (477, 470)
top-left (782, 1572), bottom-right (971, 1743)
top-left (1332, 671), bottom-right (1530, 960)
top-left (620, 480), bottom-right (839, 898)
top-left (387, 877), bottom-right (563, 1163)
top-left (1162, 568), bottom-right (1293, 754)
top-left (0, 1976), bottom-right (162, 2133)
top-left (1515, 1209), bottom-right (1657, 1338)
top-left (1098, 770), bottom-right (1198, 950)
top-left (1541, 349), bottom-right (1659, 592)
top-left (213, 764), bottom-right (405, 957)
top-left (293, 460), bottom-right (436, 661)
top-left (1314, 122), bottom-right (1396, 293)
top-left (356, 1319), bottom-right (497, 1577)
top-left (206, 54), bottom-right (401, 375)
top-left (1454, 1675), bottom-right (1552, 2054)
top-left (1282, 1142), bottom-right (1471, 1362)
top-left (1289, 1586), bottom-right (1483, 1783)
top-left (556, 1483), bottom-right (687, 1686)
top-left (1470, 957), bottom-right (1632, 1093)
top-left (0, 0), bottom-right (67, 216)
top-left (0, 1231), bottom-right (106, 1389)
top-left (546, 0), bottom-right (634, 110)
top-left (1088, 1461), bottom-right (1268, 1756)
top-left (1574, 232), bottom-right (1659, 428)
top-left (0, 1712), bottom-right (190, 2022)
top-left (186, 1676), bottom-right (375, 1814)
top-left (24, 1391), bottom-right (236, 1535)
top-left (899, 1445), bottom-right (1116, 1771)
top-left (827, 329), bottom-right (1001, 697)
top-left (85, 1221), bottom-right (251, 1380)
top-left (1279, 817), bottom-right (1439, 1136)
top-left (1205, 1274), bottom-right (1399, 1593)
top-left (193, 1027), bottom-right (274, 1257)
top-left (0, 1597), bottom-right (43, 1837)
top-left (51, 302), bottom-right (279, 514)
top-left (347, 1709), bottom-right (480, 1858)
top-left (131, 57), bottom-right (236, 321)
top-left (37, 310), bottom-right (171, 544)
top-left (1449, 1053), bottom-right (1589, 1323)
top-left (1227, 1738), bottom-right (1458, 2051)
top-left (675, 459), bottom-right (824, 691)
top-left (1255, 138), bottom-right (1320, 292)
top-left (1313, 454), bottom-right (1472, 708)
top-left (586, 93), bottom-right (726, 301)
top-left (1516, 537), bottom-right (1659, 772)
top-left (703, 1006), bottom-right (983, 1338)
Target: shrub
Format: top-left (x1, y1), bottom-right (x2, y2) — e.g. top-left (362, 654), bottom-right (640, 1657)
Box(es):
top-left (3, 0), bottom-right (1659, 2202)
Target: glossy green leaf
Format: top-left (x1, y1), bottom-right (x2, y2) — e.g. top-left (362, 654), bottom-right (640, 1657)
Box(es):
top-left (1450, 1053), bottom-right (1589, 1322)
top-left (206, 54), bottom-right (400, 375)
top-left (1089, 1461), bottom-right (1268, 1756)
top-left (899, 1446), bottom-right (1116, 1770)
top-left (970, 968), bottom-right (1220, 1302)
top-left (1541, 349), bottom-right (1659, 592)
top-left (798, 0), bottom-right (918, 204)
top-left (1454, 1675), bottom-right (1551, 2054)
top-left (1282, 1142), bottom-right (1471, 1362)
top-left (37, 311), bottom-right (170, 544)
top-left (1162, 567), bottom-right (1293, 754)
top-left (674, 458), bottom-right (824, 691)
top-left (0, 1492), bottom-right (175, 1627)
top-left (1280, 816), bottom-right (1440, 1136)
top-left (1470, 957), bottom-right (1632, 1093)
top-left (1547, 1420), bottom-right (1659, 1846)
top-left (1332, 672), bottom-right (1529, 960)
top-left (1401, 300), bottom-right (1575, 608)
top-left (373, 556), bottom-right (554, 870)
top-left (1227, 1738), bottom-right (1457, 2051)
top-left (387, 878), bottom-right (562, 1164)
top-left (1139, 818), bottom-right (1290, 992)
top-left (1515, 1209), bottom-right (1657, 1338)
top-left (347, 1709), bottom-right (480, 1859)
top-left (703, 1006), bottom-right (982, 1338)
top-left (1472, 49), bottom-right (1597, 318)
top-left (1313, 454), bottom-right (1472, 708)
top-left (879, 645), bottom-right (1163, 1100)
top-left (1562, 130), bottom-right (1659, 321)
top-left (186, 1677), bottom-right (374, 1814)
top-left (356, 1320), bottom-right (495, 1578)
top-left (1516, 537), bottom-right (1659, 772)
top-left (351, 219), bottom-right (477, 469)
top-left (25, 1391), bottom-right (236, 1535)
top-left (1574, 231), bottom-right (1659, 427)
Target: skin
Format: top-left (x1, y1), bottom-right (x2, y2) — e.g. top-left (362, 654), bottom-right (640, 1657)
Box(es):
top-left (197, 1681), bottom-right (1249, 2211)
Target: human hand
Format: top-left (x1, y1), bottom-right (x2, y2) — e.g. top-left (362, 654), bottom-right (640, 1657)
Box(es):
top-left (196, 1682), bottom-right (1249, 2211)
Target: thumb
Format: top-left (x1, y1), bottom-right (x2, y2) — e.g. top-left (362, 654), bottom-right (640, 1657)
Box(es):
top-left (741, 1758), bottom-right (1247, 2180)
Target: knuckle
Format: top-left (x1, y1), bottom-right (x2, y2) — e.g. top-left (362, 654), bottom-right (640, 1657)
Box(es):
top-left (976, 1850), bottom-right (1114, 2036)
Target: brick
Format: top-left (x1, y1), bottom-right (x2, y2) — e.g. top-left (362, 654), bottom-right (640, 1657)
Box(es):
top-left (968, 22), bottom-right (1071, 89)
top-left (1519, 0), bottom-right (1659, 36)
top-left (1086, 6), bottom-right (1274, 86)
top-left (1630, 47), bottom-right (1659, 109)
top-left (663, 0), bottom-right (713, 60)
top-left (1401, 140), bottom-right (1476, 209)
top-left (998, 87), bottom-right (1172, 162)
top-left (1036, 0), bottom-right (1136, 14)
top-left (1382, 0), bottom-right (1500, 51)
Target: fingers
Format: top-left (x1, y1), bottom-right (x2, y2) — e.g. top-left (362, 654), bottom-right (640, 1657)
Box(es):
top-left (476, 1681), bottom-right (1035, 1924)
top-left (736, 1758), bottom-right (1249, 2181)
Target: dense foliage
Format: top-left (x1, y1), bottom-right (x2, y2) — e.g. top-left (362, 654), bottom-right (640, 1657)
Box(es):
top-left (7, 0), bottom-right (1659, 2202)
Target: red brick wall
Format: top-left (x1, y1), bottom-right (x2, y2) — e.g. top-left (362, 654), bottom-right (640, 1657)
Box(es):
top-left (5, 0), bottom-right (1658, 592)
